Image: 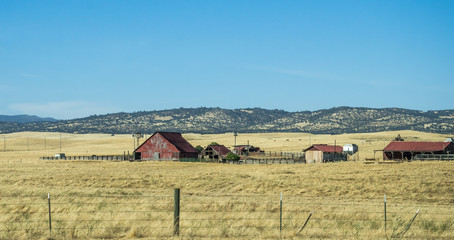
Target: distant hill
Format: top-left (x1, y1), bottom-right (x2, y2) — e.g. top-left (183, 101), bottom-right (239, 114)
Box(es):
top-left (0, 114), bottom-right (57, 124)
top-left (0, 107), bottom-right (453, 134)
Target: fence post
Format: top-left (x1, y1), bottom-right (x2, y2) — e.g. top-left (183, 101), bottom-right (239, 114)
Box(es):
top-left (174, 188), bottom-right (180, 236)
top-left (395, 209), bottom-right (420, 239)
top-left (280, 192), bottom-right (283, 234)
top-left (297, 210), bottom-right (314, 235)
top-left (48, 193), bottom-right (52, 235)
top-left (384, 194), bottom-right (387, 233)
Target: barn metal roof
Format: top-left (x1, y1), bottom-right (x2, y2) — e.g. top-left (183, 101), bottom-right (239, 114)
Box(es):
top-left (158, 132), bottom-right (198, 153)
top-left (383, 141), bottom-right (451, 152)
top-left (208, 145), bottom-right (231, 156)
top-left (304, 144), bottom-right (343, 153)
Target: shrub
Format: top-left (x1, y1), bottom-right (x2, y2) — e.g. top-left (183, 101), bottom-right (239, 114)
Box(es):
top-left (194, 145), bottom-right (204, 153)
top-left (226, 152), bottom-right (240, 161)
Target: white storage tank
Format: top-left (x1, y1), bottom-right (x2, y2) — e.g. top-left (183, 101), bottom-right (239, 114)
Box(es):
top-left (343, 144), bottom-right (358, 155)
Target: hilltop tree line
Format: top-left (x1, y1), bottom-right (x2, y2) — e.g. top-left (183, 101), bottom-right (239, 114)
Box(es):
top-left (0, 107), bottom-right (454, 134)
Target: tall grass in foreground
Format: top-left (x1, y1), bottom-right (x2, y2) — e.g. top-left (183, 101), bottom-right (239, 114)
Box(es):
top-left (1, 160), bottom-right (454, 239)
top-left (0, 192), bottom-right (453, 239)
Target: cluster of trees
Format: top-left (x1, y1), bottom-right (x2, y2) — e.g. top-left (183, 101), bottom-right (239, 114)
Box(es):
top-left (2, 107), bottom-right (454, 134)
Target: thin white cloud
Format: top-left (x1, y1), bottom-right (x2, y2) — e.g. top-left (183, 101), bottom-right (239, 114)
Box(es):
top-left (9, 101), bottom-right (119, 119)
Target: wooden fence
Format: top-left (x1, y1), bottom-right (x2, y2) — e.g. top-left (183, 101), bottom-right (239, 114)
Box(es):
top-left (246, 151), bottom-right (304, 159)
top-left (414, 154), bottom-right (454, 161)
top-left (243, 158), bottom-right (305, 164)
top-left (40, 155), bottom-right (131, 161)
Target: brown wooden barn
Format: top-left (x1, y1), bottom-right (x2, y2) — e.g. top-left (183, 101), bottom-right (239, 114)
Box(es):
top-left (303, 144), bottom-right (346, 163)
top-left (134, 132), bottom-right (198, 161)
top-left (383, 141), bottom-right (454, 160)
top-left (201, 144), bottom-right (231, 162)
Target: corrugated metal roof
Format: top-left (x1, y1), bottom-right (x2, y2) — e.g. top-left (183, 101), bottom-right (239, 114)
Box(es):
top-left (157, 132), bottom-right (198, 153)
top-left (383, 141), bottom-right (451, 152)
top-left (304, 144), bottom-right (343, 153)
top-left (209, 145), bottom-right (231, 156)
top-left (234, 146), bottom-right (247, 151)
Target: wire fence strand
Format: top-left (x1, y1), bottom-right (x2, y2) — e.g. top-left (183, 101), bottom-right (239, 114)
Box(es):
top-left (1, 192), bottom-right (453, 239)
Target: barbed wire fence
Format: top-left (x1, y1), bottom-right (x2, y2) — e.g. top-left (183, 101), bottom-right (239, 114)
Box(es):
top-left (1, 190), bottom-right (453, 239)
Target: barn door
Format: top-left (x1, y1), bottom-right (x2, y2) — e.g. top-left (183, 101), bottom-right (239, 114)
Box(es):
top-left (153, 152), bottom-right (160, 160)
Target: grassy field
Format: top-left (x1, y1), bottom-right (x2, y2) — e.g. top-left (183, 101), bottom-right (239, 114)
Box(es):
top-left (0, 131), bottom-right (453, 239)
top-left (0, 130), bottom-right (450, 162)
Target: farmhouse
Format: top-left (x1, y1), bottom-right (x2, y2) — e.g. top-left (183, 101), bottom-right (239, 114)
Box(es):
top-left (134, 132), bottom-right (198, 160)
top-left (201, 144), bottom-right (231, 162)
top-left (383, 141), bottom-right (454, 160)
top-left (304, 144), bottom-right (346, 163)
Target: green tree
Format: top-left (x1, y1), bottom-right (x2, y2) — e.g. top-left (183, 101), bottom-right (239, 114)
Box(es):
top-left (209, 142), bottom-right (219, 146)
top-left (226, 152), bottom-right (240, 161)
top-left (194, 145), bottom-right (204, 153)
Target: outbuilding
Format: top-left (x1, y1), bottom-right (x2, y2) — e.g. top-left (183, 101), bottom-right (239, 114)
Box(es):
top-left (383, 141), bottom-right (454, 160)
top-left (201, 144), bottom-right (231, 162)
top-left (303, 144), bottom-right (346, 163)
top-left (134, 132), bottom-right (199, 161)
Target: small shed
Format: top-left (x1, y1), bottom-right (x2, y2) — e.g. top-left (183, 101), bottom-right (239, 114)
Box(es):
top-left (303, 144), bottom-right (346, 163)
top-left (201, 145), bottom-right (231, 162)
top-left (134, 132), bottom-right (199, 160)
top-left (383, 141), bottom-right (454, 160)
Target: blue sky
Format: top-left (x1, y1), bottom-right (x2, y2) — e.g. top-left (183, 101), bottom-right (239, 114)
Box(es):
top-left (1, 0), bottom-right (453, 119)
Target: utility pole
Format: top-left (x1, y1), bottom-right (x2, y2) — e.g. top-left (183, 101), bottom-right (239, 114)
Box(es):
top-left (233, 131), bottom-right (238, 146)
top-left (308, 127), bottom-right (312, 146)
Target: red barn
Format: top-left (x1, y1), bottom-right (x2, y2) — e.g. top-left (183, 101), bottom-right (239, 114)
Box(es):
top-left (383, 141), bottom-right (454, 160)
top-left (134, 132), bottom-right (198, 160)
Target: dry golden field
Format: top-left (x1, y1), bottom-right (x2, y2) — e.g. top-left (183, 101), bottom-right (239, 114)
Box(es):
top-left (0, 131), bottom-right (453, 239)
top-left (0, 130), bottom-right (450, 162)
